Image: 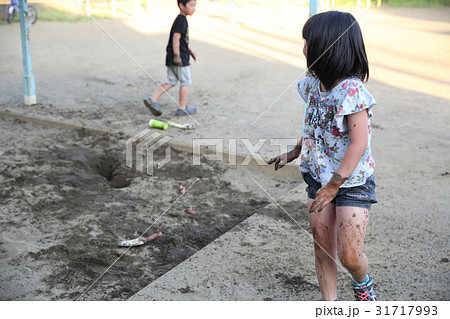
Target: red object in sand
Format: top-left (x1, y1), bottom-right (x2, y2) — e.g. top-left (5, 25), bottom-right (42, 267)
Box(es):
top-left (186, 208), bottom-right (196, 214)
top-left (147, 232), bottom-right (163, 241)
top-left (179, 185), bottom-right (186, 194)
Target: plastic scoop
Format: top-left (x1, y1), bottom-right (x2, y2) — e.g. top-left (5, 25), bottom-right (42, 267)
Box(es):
top-left (118, 232), bottom-right (163, 247)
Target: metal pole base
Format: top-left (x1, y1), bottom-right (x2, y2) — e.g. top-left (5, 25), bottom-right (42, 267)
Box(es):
top-left (24, 95), bottom-right (37, 106)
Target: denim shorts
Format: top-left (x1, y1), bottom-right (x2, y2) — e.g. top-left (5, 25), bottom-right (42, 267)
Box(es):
top-left (302, 172), bottom-right (378, 209)
top-left (167, 65), bottom-right (192, 86)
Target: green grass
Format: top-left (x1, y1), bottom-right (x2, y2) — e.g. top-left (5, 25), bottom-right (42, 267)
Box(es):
top-left (334, 0), bottom-right (450, 7)
top-left (37, 7), bottom-right (90, 23)
top-left (38, 6), bottom-right (112, 23)
top-left (381, 0), bottom-right (450, 6)
top-left (1, 6), bottom-right (112, 24)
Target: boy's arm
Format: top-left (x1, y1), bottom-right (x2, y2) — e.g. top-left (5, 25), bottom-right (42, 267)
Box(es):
top-left (173, 32), bottom-right (182, 65)
top-left (310, 110), bottom-right (369, 213)
top-left (188, 44), bottom-right (196, 62)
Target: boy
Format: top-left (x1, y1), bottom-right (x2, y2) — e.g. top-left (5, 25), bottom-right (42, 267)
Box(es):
top-left (144, 0), bottom-right (197, 116)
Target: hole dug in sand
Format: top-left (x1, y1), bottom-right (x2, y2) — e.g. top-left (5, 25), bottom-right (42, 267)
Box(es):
top-left (92, 155), bottom-right (132, 189)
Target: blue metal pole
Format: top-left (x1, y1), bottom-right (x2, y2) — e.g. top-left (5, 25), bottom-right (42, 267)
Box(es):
top-left (309, 0), bottom-right (320, 17)
top-left (18, 0), bottom-right (36, 105)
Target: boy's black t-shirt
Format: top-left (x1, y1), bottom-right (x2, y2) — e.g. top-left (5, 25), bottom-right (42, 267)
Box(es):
top-left (166, 14), bottom-right (190, 66)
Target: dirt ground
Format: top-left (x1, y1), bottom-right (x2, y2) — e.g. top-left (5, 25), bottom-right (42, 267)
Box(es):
top-left (0, 116), bottom-right (290, 300)
top-left (0, 2), bottom-right (449, 301)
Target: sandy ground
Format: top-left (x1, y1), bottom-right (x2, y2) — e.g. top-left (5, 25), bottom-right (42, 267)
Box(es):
top-left (0, 2), bottom-right (449, 300)
top-left (0, 116), bottom-right (292, 300)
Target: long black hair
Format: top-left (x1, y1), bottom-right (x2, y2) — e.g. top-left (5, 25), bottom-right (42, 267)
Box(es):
top-left (302, 11), bottom-right (369, 91)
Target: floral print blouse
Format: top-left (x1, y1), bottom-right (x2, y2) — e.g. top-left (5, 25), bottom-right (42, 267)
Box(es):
top-left (297, 75), bottom-right (377, 187)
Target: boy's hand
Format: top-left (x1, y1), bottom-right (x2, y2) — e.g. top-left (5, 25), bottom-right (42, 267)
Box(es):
top-left (190, 50), bottom-right (196, 62)
top-left (309, 173), bottom-right (347, 213)
top-left (173, 54), bottom-right (182, 66)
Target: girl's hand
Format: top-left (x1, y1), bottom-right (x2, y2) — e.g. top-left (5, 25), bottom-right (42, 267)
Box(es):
top-left (268, 148), bottom-right (300, 171)
top-left (309, 183), bottom-right (339, 213)
top-left (309, 173), bottom-right (348, 213)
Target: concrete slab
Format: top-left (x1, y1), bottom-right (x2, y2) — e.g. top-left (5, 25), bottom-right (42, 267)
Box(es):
top-left (129, 188), bottom-right (358, 301)
top-left (129, 208), bottom-right (315, 300)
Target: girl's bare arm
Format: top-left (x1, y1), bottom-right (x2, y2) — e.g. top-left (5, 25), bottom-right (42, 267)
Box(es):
top-left (268, 137), bottom-right (303, 171)
top-left (310, 110), bottom-right (369, 213)
top-left (335, 109), bottom-right (369, 179)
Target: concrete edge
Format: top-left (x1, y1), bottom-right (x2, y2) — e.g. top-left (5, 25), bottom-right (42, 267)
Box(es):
top-left (0, 110), bottom-right (301, 178)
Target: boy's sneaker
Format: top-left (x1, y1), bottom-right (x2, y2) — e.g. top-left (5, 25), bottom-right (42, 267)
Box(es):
top-left (143, 98), bottom-right (162, 116)
top-left (352, 275), bottom-right (377, 301)
top-left (175, 105), bottom-right (197, 116)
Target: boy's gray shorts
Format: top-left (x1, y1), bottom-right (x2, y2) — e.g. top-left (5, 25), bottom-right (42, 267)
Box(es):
top-left (167, 65), bottom-right (192, 86)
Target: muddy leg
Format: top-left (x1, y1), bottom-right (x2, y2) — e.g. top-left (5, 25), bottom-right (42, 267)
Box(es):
top-left (336, 207), bottom-right (370, 282)
top-left (308, 198), bottom-right (337, 300)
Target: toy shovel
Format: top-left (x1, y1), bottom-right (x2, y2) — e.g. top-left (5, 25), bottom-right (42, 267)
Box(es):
top-left (118, 232), bottom-right (162, 247)
top-left (167, 121), bottom-right (195, 130)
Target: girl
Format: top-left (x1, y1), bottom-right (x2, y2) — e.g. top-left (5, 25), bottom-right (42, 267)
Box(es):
top-left (268, 11), bottom-right (378, 301)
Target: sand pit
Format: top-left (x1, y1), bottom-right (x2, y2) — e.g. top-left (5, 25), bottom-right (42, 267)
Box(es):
top-left (0, 116), bottom-right (296, 300)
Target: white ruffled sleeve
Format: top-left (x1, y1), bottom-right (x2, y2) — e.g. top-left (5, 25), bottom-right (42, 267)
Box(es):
top-left (334, 79), bottom-right (377, 132)
top-left (297, 75), bottom-right (318, 103)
